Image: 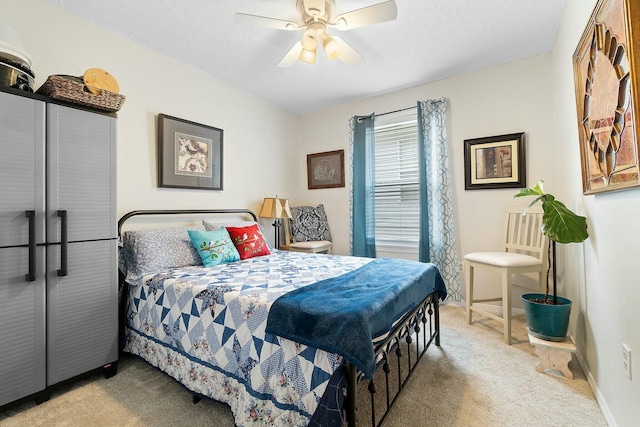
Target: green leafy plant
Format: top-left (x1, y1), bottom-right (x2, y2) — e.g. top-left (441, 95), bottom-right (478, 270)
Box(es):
top-left (514, 180), bottom-right (589, 304)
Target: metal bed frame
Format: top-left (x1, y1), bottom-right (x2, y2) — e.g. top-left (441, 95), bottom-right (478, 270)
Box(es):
top-left (117, 209), bottom-right (442, 427)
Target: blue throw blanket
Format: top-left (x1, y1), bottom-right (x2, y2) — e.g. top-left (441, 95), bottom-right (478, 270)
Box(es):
top-left (265, 258), bottom-right (447, 378)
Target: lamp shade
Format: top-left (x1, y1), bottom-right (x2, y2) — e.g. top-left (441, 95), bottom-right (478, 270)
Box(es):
top-left (301, 28), bottom-right (319, 51)
top-left (259, 197), bottom-right (292, 219)
top-left (323, 35), bottom-right (340, 60)
top-left (299, 48), bottom-right (317, 64)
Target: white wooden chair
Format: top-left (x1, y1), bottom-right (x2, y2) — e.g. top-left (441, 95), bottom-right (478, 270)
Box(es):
top-left (283, 218), bottom-right (332, 254)
top-left (464, 205), bottom-right (547, 344)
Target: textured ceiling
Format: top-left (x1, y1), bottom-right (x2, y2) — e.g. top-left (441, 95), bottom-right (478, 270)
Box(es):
top-left (41, 0), bottom-right (567, 115)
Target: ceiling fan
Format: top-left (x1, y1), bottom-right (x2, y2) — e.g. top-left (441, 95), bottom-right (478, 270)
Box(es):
top-left (235, 0), bottom-right (398, 67)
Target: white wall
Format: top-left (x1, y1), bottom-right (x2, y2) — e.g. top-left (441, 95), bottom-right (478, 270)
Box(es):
top-left (551, 1), bottom-right (640, 425)
top-left (3, 0), bottom-right (301, 246)
top-left (299, 55), bottom-right (563, 295)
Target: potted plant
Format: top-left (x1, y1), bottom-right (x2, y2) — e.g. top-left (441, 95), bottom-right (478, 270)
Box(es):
top-left (514, 180), bottom-right (589, 341)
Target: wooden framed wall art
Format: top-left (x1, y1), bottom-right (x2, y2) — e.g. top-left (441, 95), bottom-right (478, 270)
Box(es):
top-left (307, 150), bottom-right (345, 189)
top-left (572, 0), bottom-right (640, 194)
top-left (157, 114), bottom-right (223, 190)
top-left (464, 133), bottom-right (526, 190)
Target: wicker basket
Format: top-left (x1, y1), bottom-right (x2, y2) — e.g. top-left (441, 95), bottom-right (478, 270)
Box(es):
top-left (36, 75), bottom-right (125, 112)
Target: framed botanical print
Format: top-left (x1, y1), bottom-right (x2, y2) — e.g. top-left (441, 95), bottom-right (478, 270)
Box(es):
top-left (572, 0), bottom-right (640, 194)
top-left (157, 114), bottom-right (223, 190)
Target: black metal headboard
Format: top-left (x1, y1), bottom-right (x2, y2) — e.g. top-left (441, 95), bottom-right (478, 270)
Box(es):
top-left (117, 209), bottom-right (258, 236)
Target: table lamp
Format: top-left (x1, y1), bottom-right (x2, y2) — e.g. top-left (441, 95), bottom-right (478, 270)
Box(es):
top-left (259, 196), bottom-right (292, 249)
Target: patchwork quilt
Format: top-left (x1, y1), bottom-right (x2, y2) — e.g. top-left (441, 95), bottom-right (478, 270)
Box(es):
top-left (124, 251), bottom-right (372, 426)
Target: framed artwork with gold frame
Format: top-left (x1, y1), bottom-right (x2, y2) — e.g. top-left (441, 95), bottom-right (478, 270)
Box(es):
top-left (572, 0), bottom-right (640, 194)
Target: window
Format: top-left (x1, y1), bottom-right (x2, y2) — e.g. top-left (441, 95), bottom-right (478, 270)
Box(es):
top-left (373, 118), bottom-right (420, 249)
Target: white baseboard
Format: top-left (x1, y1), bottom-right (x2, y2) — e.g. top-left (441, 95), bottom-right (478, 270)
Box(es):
top-left (574, 348), bottom-right (616, 426)
top-left (445, 300), bottom-right (465, 308)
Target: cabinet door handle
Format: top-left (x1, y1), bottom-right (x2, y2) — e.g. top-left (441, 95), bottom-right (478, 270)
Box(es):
top-left (57, 210), bottom-right (68, 276)
top-left (25, 210), bottom-right (36, 282)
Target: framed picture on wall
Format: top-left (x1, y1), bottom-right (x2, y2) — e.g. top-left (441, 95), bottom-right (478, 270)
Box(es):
top-left (572, 0), bottom-right (640, 194)
top-left (157, 114), bottom-right (223, 190)
top-left (307, 150), bottom-right (345, 189)
top-left (464, 132), bottom-right (526, 190)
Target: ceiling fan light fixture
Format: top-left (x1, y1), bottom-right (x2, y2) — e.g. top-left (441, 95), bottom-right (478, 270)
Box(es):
top-left (301, 27), bottom-right (319, 50)
top-left (238, 0), bottom-right (398, 67)
top-left (323, 34), bottom-right (340, 60)
top-left (299, 47), bottom-right (317, 64)
top-left (301, 0), bottom-right (326, 19)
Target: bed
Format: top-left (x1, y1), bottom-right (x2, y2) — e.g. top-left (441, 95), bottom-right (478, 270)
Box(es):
top-left (118, 209), bottom-right (446, 426)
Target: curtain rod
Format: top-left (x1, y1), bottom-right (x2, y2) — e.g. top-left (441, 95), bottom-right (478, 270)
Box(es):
top-left (357, 105), bottom-right (416, 122)
top-left (375, 105), bottom-right (416, 118)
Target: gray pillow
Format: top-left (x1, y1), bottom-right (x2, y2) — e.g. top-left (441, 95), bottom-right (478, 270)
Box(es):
top-left (290, 204), bottom-right (332, 243)
top-left (119, 226), bottom-right (203, 285)
top-left (202, 219), bottom-right (262, 231)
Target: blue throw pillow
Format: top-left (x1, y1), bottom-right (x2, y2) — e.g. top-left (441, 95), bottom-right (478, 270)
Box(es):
top-left (188, 229), bottom-right (240, 267)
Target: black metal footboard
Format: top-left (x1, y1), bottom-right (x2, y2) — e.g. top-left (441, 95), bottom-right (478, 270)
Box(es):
top-left (343, 291), bottom-right (441, 427)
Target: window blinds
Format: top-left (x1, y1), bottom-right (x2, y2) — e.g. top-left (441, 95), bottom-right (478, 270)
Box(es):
top-left (373, 120), bottom-right (420, 244)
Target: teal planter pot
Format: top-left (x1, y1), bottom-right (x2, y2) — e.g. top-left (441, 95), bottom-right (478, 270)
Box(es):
top-left (521, 293), bottom-right (572, 342)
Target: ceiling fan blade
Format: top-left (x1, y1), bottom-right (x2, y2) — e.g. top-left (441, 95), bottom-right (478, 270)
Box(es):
top-left (235, 13), bottom-right (301, 31)
top-left (333, 37), bottom-right (362, 65)
top-left (277, 41), bottom-right (304, 67)
top-left (332, 0), bottom-right (398, 30)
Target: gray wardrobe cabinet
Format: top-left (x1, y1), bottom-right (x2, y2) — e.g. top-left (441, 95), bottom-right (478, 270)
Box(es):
top-left (0, 88), bottom-right (118, 407)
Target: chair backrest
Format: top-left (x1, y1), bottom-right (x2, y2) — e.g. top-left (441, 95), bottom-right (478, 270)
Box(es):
top-left (503, 205), bottom-right (548, 262)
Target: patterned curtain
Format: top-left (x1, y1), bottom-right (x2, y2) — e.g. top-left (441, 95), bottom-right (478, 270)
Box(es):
top-left (349, 114), bottom-right (376, 257)
top-left (417, 99), bottom-right (461, 301)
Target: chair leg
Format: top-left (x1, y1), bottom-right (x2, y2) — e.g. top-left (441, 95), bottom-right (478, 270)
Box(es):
top-left (502, 269), bottom-right (512, 345)
top-left (466, 262), bottom-right (473, 324)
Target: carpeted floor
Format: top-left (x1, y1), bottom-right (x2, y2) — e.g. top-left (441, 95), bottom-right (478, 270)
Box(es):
top-left (0, 304), bottom-right (607, 426)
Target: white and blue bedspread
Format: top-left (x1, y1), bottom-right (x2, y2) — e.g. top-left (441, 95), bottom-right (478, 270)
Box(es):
top-left (124, 251), bottom-right (372, 426)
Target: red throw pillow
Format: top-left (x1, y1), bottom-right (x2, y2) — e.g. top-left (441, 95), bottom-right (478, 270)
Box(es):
top-left (226, 224), bottom-right (271, 260)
